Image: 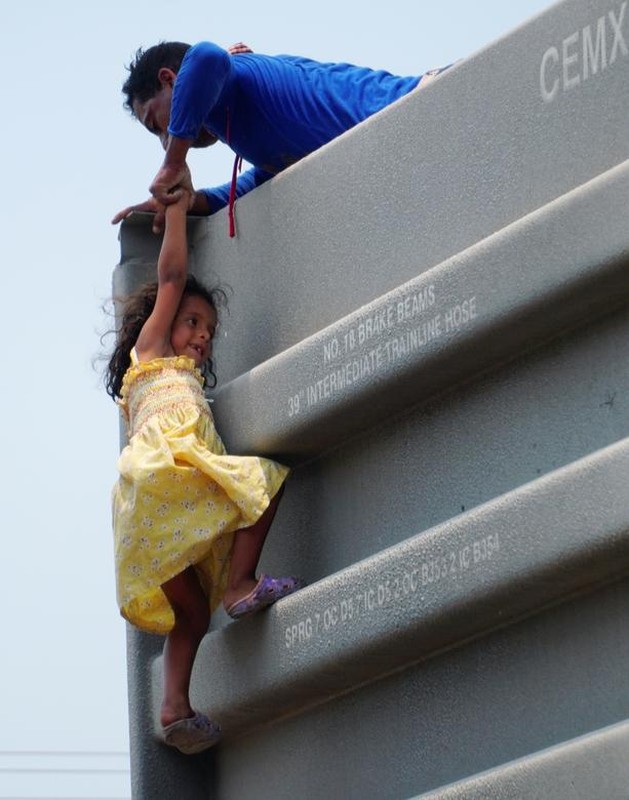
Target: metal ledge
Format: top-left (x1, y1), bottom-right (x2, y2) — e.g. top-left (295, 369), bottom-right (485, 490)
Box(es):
top-left (151, 437), bottom-right (629, 740)
top-left (212, 161), bottom-right (629, 461)
top-left (413, 720), bottom-right (629, 799)
top-left (116, 212), bottom-right (206, 264)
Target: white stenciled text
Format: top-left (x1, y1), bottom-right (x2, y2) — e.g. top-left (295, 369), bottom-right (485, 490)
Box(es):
top-left (540, 1), bottom-right (627, 102)
top-left (285, 532), bottom-right (501, 650)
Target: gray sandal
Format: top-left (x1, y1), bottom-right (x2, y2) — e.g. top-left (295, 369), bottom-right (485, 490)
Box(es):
top-left (162, 712), bottom-right (221, 754)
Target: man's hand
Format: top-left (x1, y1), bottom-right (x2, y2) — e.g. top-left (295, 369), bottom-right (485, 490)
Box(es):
top-left (149, 160), bottom-right (194, 207)
top-left (111, 197), bottom-right (167, 234)
top-left (228, 42), bottom-right (253, 54)
top-left (112, 191), bottom-right (211, 235)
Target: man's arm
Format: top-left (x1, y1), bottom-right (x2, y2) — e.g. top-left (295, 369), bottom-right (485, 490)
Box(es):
top-left (111, 191), bottom-right (210, 234)
top-left (149, 136), bottom-right (195, 208)
top-left (113, 164), bottom-right (272, 232)
top-left (168, 42), bottom-right (232, 140)
top-left (151, 42), bottom-right (233, 206)
top-left (198, 166), bottom-right (274, 212)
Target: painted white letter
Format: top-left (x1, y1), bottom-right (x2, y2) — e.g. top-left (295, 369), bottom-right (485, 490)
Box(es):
top-left (582, 17), bottom-right (607, 79)
top-left (609, 1), bottom-right (628, 63)
top-left (540, 46), bottom-right (560, 101)
top-left (562, 32), bottom-right (581, 90)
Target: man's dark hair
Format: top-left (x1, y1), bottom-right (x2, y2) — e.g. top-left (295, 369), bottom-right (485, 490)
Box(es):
top-left (122, 41), bottom-right (191, 113)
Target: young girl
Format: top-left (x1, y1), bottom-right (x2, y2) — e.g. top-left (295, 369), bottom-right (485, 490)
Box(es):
top-left (106, 189), bottom-right (300, 755)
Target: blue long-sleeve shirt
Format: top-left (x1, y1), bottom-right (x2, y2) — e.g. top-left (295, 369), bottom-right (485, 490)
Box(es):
top-left (168, 42), bottom-right (423, 212)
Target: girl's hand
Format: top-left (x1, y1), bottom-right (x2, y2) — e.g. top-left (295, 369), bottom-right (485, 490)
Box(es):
top-left (112, 190), bottom-right (209, 235)
top-left (111, 196), bottom-right (165, 225)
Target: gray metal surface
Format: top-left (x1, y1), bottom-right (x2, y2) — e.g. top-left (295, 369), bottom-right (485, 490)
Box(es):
top-left (413, 721), bottom-right (629, 799)
top-left (213, 161), bottom-right (629, 460)
top-left (151, 438), bottom-right (629, 740)
top-left (208, 582), bottom-right (629, 799)
top-left (173, 0), bottom-right (629, 384)
top-left (113, 0), bottom-right (629, 797)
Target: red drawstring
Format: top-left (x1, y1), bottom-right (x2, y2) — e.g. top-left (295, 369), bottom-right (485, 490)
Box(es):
top-left (228, 153), bottom-right (243, 238)
top-left (225, 108), bottom-right (242, 238)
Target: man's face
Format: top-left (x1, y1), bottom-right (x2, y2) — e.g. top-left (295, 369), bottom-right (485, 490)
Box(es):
top-left (133, 85), bottom-right (173, 150)
top-left (133, 68), bottom-right (219, 150)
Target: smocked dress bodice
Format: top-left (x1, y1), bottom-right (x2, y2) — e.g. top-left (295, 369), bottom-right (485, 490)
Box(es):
top-left (119, 354), bottom-right (209, 437)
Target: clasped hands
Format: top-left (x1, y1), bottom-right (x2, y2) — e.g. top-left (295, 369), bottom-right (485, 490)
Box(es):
top-left (111, 161), bottom-right (197, 234)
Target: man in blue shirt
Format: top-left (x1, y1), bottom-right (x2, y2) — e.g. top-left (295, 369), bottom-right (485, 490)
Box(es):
top-left (113, 40), bottom-right (441, 235)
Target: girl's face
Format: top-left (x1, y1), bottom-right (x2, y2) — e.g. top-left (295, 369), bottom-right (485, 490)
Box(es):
top-left (170, 294), bottom-right (217, 367)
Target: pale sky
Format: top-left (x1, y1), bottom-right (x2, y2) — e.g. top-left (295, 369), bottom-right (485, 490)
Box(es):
top-left (2, 1), bottom-right (554, 796)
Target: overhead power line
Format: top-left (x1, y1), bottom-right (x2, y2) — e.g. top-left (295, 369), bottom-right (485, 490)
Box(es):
top-left (0, 752), bottom-right (128, 758)
top-left (0, 768), bottom-right (129, 775)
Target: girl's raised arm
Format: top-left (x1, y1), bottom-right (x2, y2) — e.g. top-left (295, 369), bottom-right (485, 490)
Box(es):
top-left (134, 192), bottom-right (191, 361)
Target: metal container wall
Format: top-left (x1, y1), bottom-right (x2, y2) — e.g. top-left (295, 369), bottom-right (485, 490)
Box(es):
top-left (114, 0), bottom-right (629, 795)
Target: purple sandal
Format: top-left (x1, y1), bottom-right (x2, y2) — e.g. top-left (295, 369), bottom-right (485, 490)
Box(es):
top-left (162, 712), bottom-right (221, 755)
top-left (225, 574), bottom-right (303, 620)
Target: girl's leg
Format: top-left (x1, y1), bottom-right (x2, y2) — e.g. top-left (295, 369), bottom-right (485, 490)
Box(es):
top-left (222, 487), bottom-right (284, 610)
top-left (160, 566), bottom-right (210, 728)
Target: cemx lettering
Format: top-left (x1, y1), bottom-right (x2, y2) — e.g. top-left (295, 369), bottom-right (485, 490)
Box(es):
top-left (539, 0), bottom-right (627, 102)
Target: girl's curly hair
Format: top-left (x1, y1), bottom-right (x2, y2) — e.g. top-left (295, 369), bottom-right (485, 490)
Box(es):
top-left (105, 275), bottom-right (228, 401)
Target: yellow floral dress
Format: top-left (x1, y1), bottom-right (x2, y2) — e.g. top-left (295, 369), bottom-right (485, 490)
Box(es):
top-left (112, 350), bottom-right (289, 635)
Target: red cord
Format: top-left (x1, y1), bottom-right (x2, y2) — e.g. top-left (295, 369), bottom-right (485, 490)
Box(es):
top-left (225, 108), bottom-right (242, 238)
top-left (228, 154), bottom-right (243, 238)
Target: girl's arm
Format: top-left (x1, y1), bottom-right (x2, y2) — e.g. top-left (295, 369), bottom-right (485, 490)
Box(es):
top-left (134, 192), bottom-right (190, 361)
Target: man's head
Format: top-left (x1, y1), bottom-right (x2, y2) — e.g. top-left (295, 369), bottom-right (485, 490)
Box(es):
top-left (122, 42), bottom-right (190, 112)
top-left (122, 41), bottom-right (218, 149)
